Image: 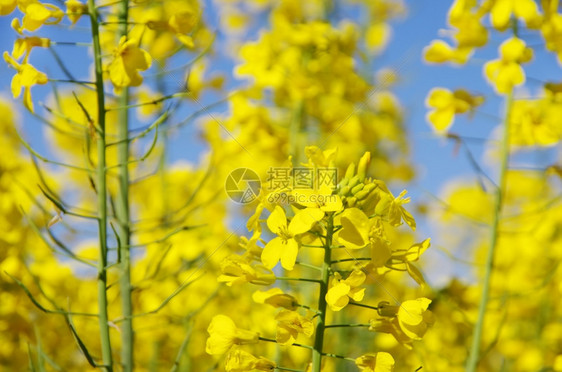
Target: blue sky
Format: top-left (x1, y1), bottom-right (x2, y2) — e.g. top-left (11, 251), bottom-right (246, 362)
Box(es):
top-left (1, 0), bottom-right (560, 285)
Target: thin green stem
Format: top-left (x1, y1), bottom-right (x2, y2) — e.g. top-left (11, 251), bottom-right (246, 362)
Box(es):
top-left (258, 337), bottom-right (313, 350)
top-left (295, 261), bottom-right (323, 271)
top-left (311, 215), bottom-right (333, 372)
top-left (324, 324), bottom-right (370, 329)
top-left (275, 277), bottom-right (322, 284)
top-left (321, 352), bottom-right (355, 362)
top-left (465, 89), bottom-right (514, 372)
top-left (276, 367), bottom-right (305, 372)
top-left (115, 0), bottom-right (134, 370)
top-left (348, 301), bottom-right (379, 311)
top-left (87, 0), bottom-right (113, 370)
top-left (330, 258), bottom-right (371, 264)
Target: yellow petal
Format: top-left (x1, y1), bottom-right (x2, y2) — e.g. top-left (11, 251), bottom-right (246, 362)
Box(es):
top-left (427, 108), bottom-right (455, 132)
top-left (398, 298), bottom-right (431, 326)
top-left (345, 269), bottom-right (366, 287)
top-left (261, 237), bottom-right (283, 269)
top-left (280, 238), bottom-right (298, 271)
top-left (513, 0), bottom-right (540, 26)
top-left (267, 206), bottom-right (287, 235)
top-left (423, 40), bottom-right (454, 64)
top-left (337, 208), bottom-right (370, 249)
top-left (288, 207), bottom-right (323, 235)
top-left (349, 287), bottom-right (365, 302)
top-left (490, 0), bottom-right (512, 30)
top-left (11, 74), bottom-right (22, 99)
top-left (0, 0), bottom-right (17, 15)
top-left (23, 87), bottom-right (34, 112)
top-left (426, 88), bottom-right (453, 109)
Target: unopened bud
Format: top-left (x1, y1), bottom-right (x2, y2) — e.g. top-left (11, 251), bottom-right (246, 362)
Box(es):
top-left (351, 183), bottom-right (364, 195)
top-left (345, 163), bottom-right (356, 179)
top-left (357, 152), bottom-right (371, 182)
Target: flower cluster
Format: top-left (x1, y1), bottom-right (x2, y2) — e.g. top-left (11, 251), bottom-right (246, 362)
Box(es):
top-left (208, 147), bottom-right (432, 371)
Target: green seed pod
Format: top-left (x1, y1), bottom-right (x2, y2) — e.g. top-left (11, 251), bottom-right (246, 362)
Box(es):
top-left (351, 183), bottom-right (364, 195)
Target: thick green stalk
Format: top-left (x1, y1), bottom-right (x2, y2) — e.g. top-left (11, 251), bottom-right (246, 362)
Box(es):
top-left (115, 0), bottom-right (134, 370)
top-left (466, 89), bottom-right (514, 372)
top-left (311, 215), bottom-right (333, 372)
top-left (87, 0), bottom-right (113, 370)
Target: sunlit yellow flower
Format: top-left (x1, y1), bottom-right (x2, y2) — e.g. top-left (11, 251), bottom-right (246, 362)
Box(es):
top-left (253, 288), bottom-right (298, 310)
top-left (374, 187), bottom-right (416, 229)
top-left (261, 206), bottom-right (323, 270)
top-left (423, 40), bottom-right (472, 64)
top-left (20, 2), bottom-right (64, 31)
top-left (168, 6), bottom-right (198, 47)
top-left (12, 37), bottom-right (50, 61)
top-left (508, 99), bottom-right (562, 147)
top-left (225, 347), bottom-right (276, 372)
top-left (396, 298), bottom-right (434, 340)
top-left (218, 254), bottom-right (276, 286)
top-left (365, 22), bottom-right (390, 53)
top-left (355, 352), bottom-right (395, 372)
top-left (335, 208), bottom-right (391, 267)
top-left (425, 88), bottom-right (484, 132)
top-left (0, 0), bottom-right (17, 15)
top-left (206, 315), bottom-right (259, 355)
top-left (370, 298), bottom-right (434, 347)
top-left (489, 0), bottom-right (541, 30)
top-left (275, 310), bottom-right (314, 345)
top-left (326, 269), bottom-right (366, 311)
top-left (65, 0), bottom-right (87, 24)
top-left (542, 14), bottom-right (562, 68)
top-left (108, 37), bottom-right (152, 90)
top-left (3, 52), bottom-right (48, 113)
top-left (484, 37), bottom-right (532, 94)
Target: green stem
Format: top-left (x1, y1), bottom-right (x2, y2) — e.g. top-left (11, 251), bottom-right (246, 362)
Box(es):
top-left (87, 0), bottom-right (113, 370)
top-left (275, 277), bottom-right (322, 284)
top-left (311, 215), bottom-right (333, 372)
top-left (115, 0), bottom-right (133, 370)
top-left (258, 337), bottom-right (313, 350)
top-left (465, 89), bottom-right (514, 372)
top-left (324, 324), bottom-right (370, 329)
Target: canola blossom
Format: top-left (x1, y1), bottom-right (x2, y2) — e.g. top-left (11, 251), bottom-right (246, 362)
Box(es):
top-left (1, 0), bottom-right (562, 371)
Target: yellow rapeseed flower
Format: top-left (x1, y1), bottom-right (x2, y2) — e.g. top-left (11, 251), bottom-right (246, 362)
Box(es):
top-left (489, 0), bottom-right (541, 30)
top-left (275, 310), bottom-right (314, 345)
top-left (0, 0), bottom-right (17, 15)
top-left (355, 352), bottom-right (395, 372)
top-left (12, 36), bottom-right (50, 61)
top-left (65, 0), bottom-right (88, 24)
top-left (224, 347), bottom-right (276, 372)
top-left (206, 315), bottom-right (259, 355)
top-left (325, 269), bottom-right (366, 311)
top-left (484, 37), bottom-right (532, 94)
top-left (20, 2), bottom-right (64, 32)
top-left (3, 51), bottom-right (47, 113)
top-left (108, 37), bottom-right (152, 90)
top-left (253, 288), bottom-right (298, 310)
top-left (425, 88), bottom-right (483, 132)
top-left (261, 206), bottom-right (323, 270)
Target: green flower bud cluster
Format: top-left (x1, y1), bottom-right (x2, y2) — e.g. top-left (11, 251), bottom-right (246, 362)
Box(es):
top-left (336, 152), bottom-right (378, 208)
